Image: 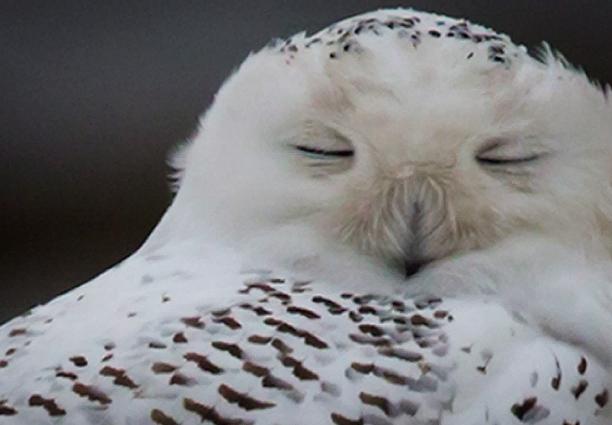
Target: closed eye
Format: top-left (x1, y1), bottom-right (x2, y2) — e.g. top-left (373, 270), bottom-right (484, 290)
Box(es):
top-left (295, 145), bottom-right (354, 158)
top-left (476, 137), bottom-right (546, 167)
top-left (476, 154), bottom-right (540, 165)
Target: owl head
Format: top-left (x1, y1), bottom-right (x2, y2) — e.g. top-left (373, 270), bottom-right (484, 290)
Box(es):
top-left (161, 8), bottom-right (612, 277)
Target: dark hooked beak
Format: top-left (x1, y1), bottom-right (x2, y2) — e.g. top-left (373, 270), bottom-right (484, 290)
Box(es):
top-left (404, 259), bottom-right (425, 278)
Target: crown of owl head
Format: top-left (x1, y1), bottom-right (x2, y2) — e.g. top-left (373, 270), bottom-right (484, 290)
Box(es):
top-left (166, 8), bottom-right (612, 273)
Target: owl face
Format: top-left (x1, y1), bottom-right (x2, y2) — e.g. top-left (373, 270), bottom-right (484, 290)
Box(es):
top-left (177, 9), bottom-right (612, 275)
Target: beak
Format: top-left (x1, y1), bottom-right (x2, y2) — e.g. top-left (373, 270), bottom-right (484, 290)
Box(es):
top-left (404, 259), bottom-right (425, 278)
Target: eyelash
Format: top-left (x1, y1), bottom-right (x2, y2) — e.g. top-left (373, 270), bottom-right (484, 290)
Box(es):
top-left (295, 145), bottom-right (354, 158)
top-left (476, 154), bottom-right (540, 166)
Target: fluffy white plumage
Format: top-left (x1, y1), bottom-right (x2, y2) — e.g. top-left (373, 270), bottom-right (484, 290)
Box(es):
top-left (2, 8), bottom-right (612, 425)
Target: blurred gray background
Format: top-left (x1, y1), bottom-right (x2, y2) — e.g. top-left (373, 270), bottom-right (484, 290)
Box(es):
top-left (2, 0), bottom-right (612, 323)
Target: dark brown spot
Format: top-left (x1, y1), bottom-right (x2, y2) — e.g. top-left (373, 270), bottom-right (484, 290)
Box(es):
top-left (358, 306), bottom-right (378, 315)
top-left (0, 403), bottom-right (17, 416)
top-left (240, 303), bottom-right (273, 316)
top-left (359, 392), bottom-right (392, 416)
top-left (349, 333), bottom-right (391, 347)
top-left (0, 360), bottom-right (8, 368)
top-left (381, 370), bottom-right (409, 387)
top-left (9, 328), bottom-right (26, 337)
top-left (173, 332), bottom-right (188, 343)
top-left (551, 356), bottom-right (562, 390)
top-left (262, 374), bottom-right (293, 391)
top-left (293, 362), bottom-right (319, 380)
top-left (271, 338), bottom-right (293, 354)
top-left (72, 382), bottom-right (112, 404)
top-left (303, 332), bottom-right (329, 349)
top-left (103, 343), bottom-right (115, 351)
top-left (181, 316), bottom-right (205, 329)
top-left (378, 347), bottom-right (423, 362)
top-left (151, 408), bottom-right (180, 425)
top-left (211, 341), bottom-right (244, 359)
top-left (69, 356), bottom-right (88, 367)
top-left (280, 356), bottom-right (319, 380)
top-left (571, 380), bottom-right (588, 400)
top-left (577, 357), bottom-right (587, 375)
top-left (99, 366), bottom-right (138, 389)
top-left (287, 306), bottom-right (320, 319)
top-left (391, 300), bottom-right (406, 311)
top-left (170, 372), bottom-right (196, 386)
top-left (359, 324), bottom-right (385, 337)
top-left (327, 306), bottom-right (347, 315)
top-left (248, 334), bottom-right (272, 345)
top-left (184, 352), bottom-right (224, 374)
top-left (56, 370), bottom-right (78, 380)
top-left (410, 314), bottom-right (436, 327)
top-left (511, 397), bottom-right (537, 421)
top-left (218, 384), bottom-right (275, 410)
top-left (489, 44), bottom-right (505, 54)
top-left (183, 397), bottom-right (248, 425)
top-left (264, 317), bottom-right (282, 327)
top-left (151, 362), bottom-right (178, 374)
top-left (5, 348), bottom-right (16, 356)
top-left (28, 395), bottom-right (66, 416)
top-left (433, 310), bottom-right (448, 319)
top-left (0, 400), bottom-right (17, 416)
top-left (270, 291), bottom-right (291, 303)
top-left (240, 283), bottom-right (275, 294)
top-left (214, 316), bottom-right (242, 330)
top-left (331, 412), bottom-right (364, 425)
top-left (312, 295), bottom-right (343, 310)
top-left (243, 361), bottom-right (269, 377)
top-left (351, 362), bottom-right (375, 374)
top-left (595, 389), bottom-right (609, 408)
top-left (277, 321), bottom-right (303, 337)
top-left (269, 278), bottom-right (285, 284)
top-left (253, 306), bottom-right (272, 316)
top-left (101, 353), bottom-right (113, 362)
top-left (149, 341), bottom-right (167, 349)
top-left (352, 295), bottom-right (374, 305)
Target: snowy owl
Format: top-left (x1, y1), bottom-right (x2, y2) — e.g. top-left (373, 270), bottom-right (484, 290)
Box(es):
top-left (2, 8), bottom-right (612, 425)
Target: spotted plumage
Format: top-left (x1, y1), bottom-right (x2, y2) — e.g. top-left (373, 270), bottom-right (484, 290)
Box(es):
top-left (274, 11), bottom-right (519, 68)
top-left (1, 250), bottom-right (609, 424)
top-left (2, 7), bottom-right (612, 425)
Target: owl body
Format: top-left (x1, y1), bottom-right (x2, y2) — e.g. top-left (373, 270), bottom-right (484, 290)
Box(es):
top-left (2, 7), bottom-right (612, 425)
top-left (0, 238), bottom-right (610, 425)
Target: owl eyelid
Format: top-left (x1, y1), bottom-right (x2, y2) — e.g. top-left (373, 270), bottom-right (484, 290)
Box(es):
top-left (476, 137), bottom-right (544, 166)
top-left (476, 154), bottom-right (540, 165)
top-left (294, 145), bottom-right (354, 158)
